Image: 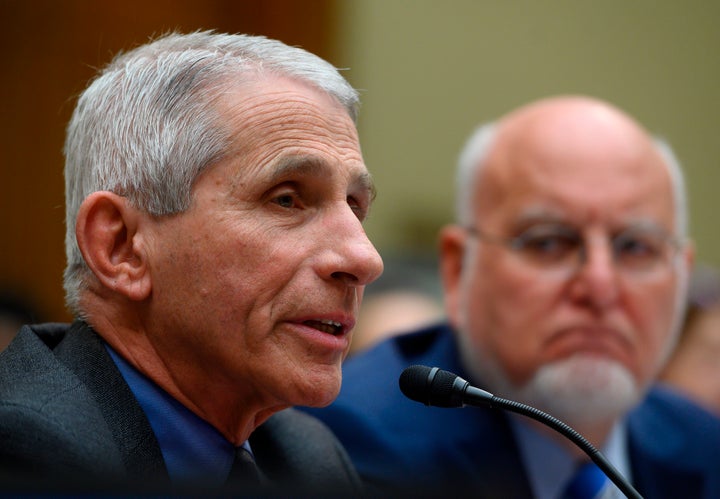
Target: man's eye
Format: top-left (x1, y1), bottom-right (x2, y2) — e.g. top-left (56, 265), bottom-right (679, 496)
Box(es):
top-left (616, 238), bottom-right (651, 255)
top-left (273, 194), bottom-right (296, 208)
top-left (614, 235), bottom-right (662, 260)
top-left (523, 235), bottom-right (577, 255)
top-left (347, 196), bottom-right (367, 221)
top-left (513, 227), bottom-right (580, 264)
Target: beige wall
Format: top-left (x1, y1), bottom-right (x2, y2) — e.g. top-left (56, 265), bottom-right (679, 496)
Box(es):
top-left (335, 1), bottom-right (720, 267)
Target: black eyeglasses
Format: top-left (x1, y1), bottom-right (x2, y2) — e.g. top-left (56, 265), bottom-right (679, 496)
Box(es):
top-left (464, 223), bottom-right (683, 277)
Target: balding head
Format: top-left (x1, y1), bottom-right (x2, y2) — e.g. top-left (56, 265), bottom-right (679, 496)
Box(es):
top-left (456, 96), bottom-right (687, 239)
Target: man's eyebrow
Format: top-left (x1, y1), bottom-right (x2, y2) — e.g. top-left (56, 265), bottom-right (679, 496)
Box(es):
top-left (268, 154), bottom-right (376, 199)
top-left (356, 171), bottom-right (377, 202)
top-left (268, 155), bottom-right (329, 181)
top-left (512, 208), bottom-right (568, 226)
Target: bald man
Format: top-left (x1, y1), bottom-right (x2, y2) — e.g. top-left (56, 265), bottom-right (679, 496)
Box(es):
top-left (302, 96), bottom-right (720, 498)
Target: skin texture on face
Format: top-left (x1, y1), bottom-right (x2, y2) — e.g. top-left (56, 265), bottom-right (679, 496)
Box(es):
top-left (83, 74), bottom-right (383, 443)
top-left (441, 96), bottom-right (692, 438)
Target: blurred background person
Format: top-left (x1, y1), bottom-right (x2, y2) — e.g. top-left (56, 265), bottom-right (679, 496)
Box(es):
top-left (303, 96), bottom-right (720, 498)
top-left (660, 263), bottom-right (720, 416)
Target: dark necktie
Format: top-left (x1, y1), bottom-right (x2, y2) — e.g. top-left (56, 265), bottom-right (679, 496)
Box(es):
top-left (227, 446), bottom-right (262, 486)
top-left (560, 461), bottom-right (609, 499)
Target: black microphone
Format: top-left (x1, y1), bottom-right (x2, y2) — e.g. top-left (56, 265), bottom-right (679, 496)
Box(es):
top-left (399, 365), bottom-right (643, 499)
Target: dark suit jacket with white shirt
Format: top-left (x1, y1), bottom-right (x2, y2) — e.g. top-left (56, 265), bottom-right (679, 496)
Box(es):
top-left (0, 321), bottom-right (362, 495)
top-left (302, 323), bottom-right (720, 498)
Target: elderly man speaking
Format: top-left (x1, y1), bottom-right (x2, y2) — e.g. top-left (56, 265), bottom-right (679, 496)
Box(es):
top-left (0, 31), bottom-right (383, 495)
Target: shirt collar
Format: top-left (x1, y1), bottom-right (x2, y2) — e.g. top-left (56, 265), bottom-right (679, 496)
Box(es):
top-left (510, 414), bottom-right (631, 499)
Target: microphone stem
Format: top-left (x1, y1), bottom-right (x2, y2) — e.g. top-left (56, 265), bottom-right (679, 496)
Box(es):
top-left (487, 396), bottom-right (643, 499)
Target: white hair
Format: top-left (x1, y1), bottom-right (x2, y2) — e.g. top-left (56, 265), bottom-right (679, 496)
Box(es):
top-left (454, 123), bottom-right (496, 227)
top-left (63, 31), bottom-right (359, 315)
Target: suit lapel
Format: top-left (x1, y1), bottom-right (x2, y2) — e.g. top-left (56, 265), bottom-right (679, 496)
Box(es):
top-left (54, 322), bottom-right (168, 480)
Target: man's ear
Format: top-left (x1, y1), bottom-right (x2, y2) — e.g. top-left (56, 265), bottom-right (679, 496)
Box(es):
top-left (75, 191), bottom-right (152, 301)
top-left (439, 225), bottom-right (467, 329)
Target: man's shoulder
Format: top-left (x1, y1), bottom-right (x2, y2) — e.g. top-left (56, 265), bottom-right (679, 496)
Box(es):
top-left (0, 323), bottom-right (128, 482)
top-left (631, 385), bottom-right (720, 447)
top-left (628, 385), bottom-right (720, 496)
top-left (0, 321), bottom-right (113, 426)
top-left (0, 323), bottom-right (74, 401)
top-left (1, 322), bottom-right (71, 355)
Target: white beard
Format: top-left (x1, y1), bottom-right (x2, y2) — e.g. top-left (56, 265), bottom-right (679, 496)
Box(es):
top-left (504, 354), bottom-right (641, 427)
top-left (458, 330), bottom-right (643, 429)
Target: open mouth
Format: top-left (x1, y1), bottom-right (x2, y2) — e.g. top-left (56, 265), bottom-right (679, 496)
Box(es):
top-left (303, 319), bottom-right (344, 335)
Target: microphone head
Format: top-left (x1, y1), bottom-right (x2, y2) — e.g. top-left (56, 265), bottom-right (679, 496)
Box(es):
top-left (399, 365), bottom-right (434, 405)
top-left (399, 365), bottom-right (465, 407)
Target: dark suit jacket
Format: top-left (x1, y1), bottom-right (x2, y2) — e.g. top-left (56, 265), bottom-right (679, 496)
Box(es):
top-left (0, 322), bottom-right (362, 495)
top-left (302, 323), bottom-right (720, 498)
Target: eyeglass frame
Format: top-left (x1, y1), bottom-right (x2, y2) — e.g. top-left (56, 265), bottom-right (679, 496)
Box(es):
top-left (462, 221), bottom-right (685, 277)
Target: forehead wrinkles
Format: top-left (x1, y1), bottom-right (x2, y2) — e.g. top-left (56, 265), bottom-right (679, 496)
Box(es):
top-left (220, 78), bottom-right (361, 163)
top-left (211, 77), bottom-right (366, 197)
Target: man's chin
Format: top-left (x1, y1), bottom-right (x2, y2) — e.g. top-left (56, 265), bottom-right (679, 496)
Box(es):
top-left (292, 370), bottom-right (342, 408)
top-left (518, 355), bottom-right (641, 426)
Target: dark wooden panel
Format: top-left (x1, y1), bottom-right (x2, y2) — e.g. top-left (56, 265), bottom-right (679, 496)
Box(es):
top-left (0, 0), bottom-right (336, 322)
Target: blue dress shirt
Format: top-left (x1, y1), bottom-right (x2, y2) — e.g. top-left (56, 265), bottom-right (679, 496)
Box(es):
top-left (106, 345), bottom-right (251, 485)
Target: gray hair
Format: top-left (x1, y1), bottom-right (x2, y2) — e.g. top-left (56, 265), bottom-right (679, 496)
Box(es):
top-left (63, 31), bottom-right (359, 315)
top-left (454, 123), bottom-right (689, 239)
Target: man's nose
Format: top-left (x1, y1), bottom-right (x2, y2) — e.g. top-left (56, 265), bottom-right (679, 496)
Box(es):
top-left (320, 208), bottom-right (384, 287)
top-left (568, 237), bottom-right (620, 309)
